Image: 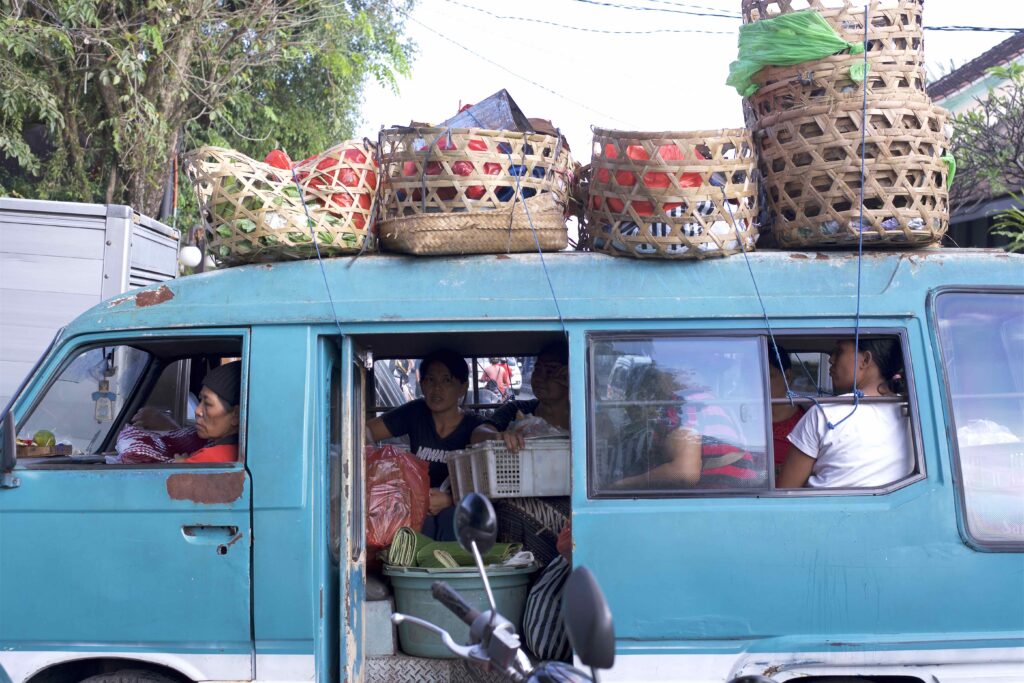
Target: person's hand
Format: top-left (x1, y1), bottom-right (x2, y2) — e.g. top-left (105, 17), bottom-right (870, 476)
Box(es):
top-left (556, 522), bottom-right (572, 561)
top-left (501, 428), bottom-right (526, 453)
top-left (131, 407), bottom-right (179, 431)
top-left (429, 488), bottom-right (453, 516)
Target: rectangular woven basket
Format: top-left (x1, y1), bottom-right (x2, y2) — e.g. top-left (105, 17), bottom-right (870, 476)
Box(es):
top-left (585, 128), bottom-right (759, 259)
top-left (377, 126), bottom-right (572, 256)
top-left (184, 141), bottom-right (377, 265)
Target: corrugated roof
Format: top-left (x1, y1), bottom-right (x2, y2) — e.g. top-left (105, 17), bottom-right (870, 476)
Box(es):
top-left (928, 32), bottom-right (1024, 101)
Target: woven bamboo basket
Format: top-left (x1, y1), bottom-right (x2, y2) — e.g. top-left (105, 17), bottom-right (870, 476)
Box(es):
top-left (748, 50), bottom-right (928, 122)
top-left (742, 0), bottom-right (924, 55)
top-left (377, 127), bottom-right (571, 255)
top-left (754, 99), bottom-right (950, 247)
top-left (185, 142), bottom-right (377, 265)
top-left (585, 129), bottom-right (759, 259)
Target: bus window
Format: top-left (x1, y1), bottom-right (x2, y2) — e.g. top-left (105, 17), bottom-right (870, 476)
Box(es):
top-left (935, 291), bottom-right (1024, 548)
top-left (588, 335), bottom-right (770, 496)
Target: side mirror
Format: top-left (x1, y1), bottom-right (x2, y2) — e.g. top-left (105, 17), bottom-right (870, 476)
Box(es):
top-left (453, 492), bottom-right (497, 555)
top-left (562, 566), bottom-right (615, 670)
top-left (1, 411), bottom-right (19, 489)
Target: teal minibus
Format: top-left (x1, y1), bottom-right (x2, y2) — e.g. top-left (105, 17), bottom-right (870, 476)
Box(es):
top-left (1, 249), bottom-right (1021, 683)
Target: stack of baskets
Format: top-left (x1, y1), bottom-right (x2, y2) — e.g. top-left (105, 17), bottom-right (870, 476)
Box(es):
top-left (184, 142), bottom-right (378, 265)
top-left (583, 129), bottom-right (759, 259)
top-left (743, 0), bottom-right (951, 248)
top-left (375, 127), bottom-right (573, 255)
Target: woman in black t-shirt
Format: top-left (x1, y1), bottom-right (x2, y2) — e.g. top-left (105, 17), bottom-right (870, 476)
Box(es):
top-left (367, 348), bottom-right (484, 541)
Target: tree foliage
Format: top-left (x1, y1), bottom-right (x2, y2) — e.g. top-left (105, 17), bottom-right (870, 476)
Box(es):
top-left (949, 63), bottom-right (1024, 208)
top-left (1, 0), bottom-right (412, 217)
top-left (949, 63), bottom-right (1024, 251)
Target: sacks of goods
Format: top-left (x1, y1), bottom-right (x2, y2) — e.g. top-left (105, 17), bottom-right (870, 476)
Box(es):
top-left (584, 128), bottom-right (759, 259)
top-left (732, 0), bottom-right (952, 248)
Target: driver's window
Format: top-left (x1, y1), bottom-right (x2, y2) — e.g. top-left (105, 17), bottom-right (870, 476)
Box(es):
top-left (20, 345), bottom-right (150, 455)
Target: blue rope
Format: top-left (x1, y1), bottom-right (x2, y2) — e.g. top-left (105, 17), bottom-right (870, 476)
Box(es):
top-left (826, 4), bottom-right (871, 430)
top-left (504, 141), bottom-right (567, 332)
top-left (289, 162), bottom-right (346, 340)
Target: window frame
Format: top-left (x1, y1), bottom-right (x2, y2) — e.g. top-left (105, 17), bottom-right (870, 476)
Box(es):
top-left (586, 327), bottom-right (925, 499)
top-left (929, 286), bottom-right (1024, 552)
top-left (14, 329), bottom-right (249, 470)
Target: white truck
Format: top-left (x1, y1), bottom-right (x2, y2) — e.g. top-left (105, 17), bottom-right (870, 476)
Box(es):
top-left (0, 198), bottom-right (180, 408)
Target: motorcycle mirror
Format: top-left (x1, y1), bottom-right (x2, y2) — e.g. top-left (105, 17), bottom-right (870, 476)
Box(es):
top-left (454, 492), bottom-right (497, 556)
top-left (1, 411), bottom-right (16, 473)
top-left (562, 566), bottom-right (615, 670)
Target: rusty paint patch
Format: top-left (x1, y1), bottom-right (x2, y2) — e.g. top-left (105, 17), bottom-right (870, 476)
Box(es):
top-left (789, 253), bottom-right (809, 260)
top-left (107, 295), bottom-right (133, 308)
top-left (814, 252), bottom-right (829, 260)
top-left (495, 254), bottom-right (511, 260)
top-left (136, 284), bottom-right (175, 307)
top-left (166, 470), bottom-right (245, 504)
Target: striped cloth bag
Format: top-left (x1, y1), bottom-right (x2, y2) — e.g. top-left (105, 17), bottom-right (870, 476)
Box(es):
top-left (521, 555), bottom-right (573, 663)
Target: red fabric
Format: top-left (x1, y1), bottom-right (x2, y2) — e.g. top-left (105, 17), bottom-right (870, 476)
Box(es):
top-left (114, 425), bottom-right (207, 464)
top-left (365, 444), bottom-right (430, 570)
top-left (773, 407), bottom-right (806, 467)
top-left (184, 444), bottom-right (239, 463)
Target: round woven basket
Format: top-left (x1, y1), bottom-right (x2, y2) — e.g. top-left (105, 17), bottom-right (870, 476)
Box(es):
top-left (184, 142), bottom-right (377, 265)
top-left (377, 127), bottom-right (571, 255)
top-left (742, 0), bottom-right (924, 55)
top-left (585, 129), bottom-right (758, 259)
top-left (754, 98), bottom-right (950, 248)
top-left (748, 50), bottom-right (927, 122)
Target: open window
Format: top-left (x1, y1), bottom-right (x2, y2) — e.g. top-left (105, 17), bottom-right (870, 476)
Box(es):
top-left (587, 330), bottom-right (920, 497)
top-left (16, 335), bottom-right (244, 466)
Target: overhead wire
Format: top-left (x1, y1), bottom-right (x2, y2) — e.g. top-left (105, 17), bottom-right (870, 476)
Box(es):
top-left (439, 0), bottom-right (733, 34)
top-left (408, 15), bottom-right (629, 125)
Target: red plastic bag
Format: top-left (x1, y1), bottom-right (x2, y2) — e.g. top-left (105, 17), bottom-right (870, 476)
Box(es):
top-left (365, 445), bottom-right (429, 565)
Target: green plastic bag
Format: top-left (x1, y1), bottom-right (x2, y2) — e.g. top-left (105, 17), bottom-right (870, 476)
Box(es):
top-left (728, 11), bottom-right (866, 97)
top-left (941, 153), bottom-right (956, 189)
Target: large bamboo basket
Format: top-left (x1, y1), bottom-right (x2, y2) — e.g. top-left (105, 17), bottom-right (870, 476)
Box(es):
top-left (585, 129), bottom-right (759, 259)
top-left (748, 50), bottom-right (928, 122)
top-left (754, 98), bottom-right (949, 247)
top-left (184, 142), bottom-right (377, 265)
top-left (377, 127), bottom-right (572, 255)
top-left (742, 0), bottom-right (924, 55)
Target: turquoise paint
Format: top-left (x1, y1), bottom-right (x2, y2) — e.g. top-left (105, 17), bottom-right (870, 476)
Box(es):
top-left (0, 250), bottom-right (1021, 682)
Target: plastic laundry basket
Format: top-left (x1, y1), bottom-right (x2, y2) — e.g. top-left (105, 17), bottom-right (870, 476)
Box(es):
top-left (383, 564), bottom-right (536, 658)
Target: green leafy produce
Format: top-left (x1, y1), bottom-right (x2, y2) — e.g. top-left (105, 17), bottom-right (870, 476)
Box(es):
top-left (234, 218), bottom-right (257, 233)
top-left (215, 224), bottom-right (233, 238)
top-left (286, 231), bottom-right (312, 243)
top-left (727, 11), bottom-right (864, 97)
top-left (258, 235), bottom-right (279, 247)
top-left (33, 430), bottom-right (56, 447)
top-left (281, 184), bottom-right (301, 198)
top-left (317, 231), bottom-right (334, 243)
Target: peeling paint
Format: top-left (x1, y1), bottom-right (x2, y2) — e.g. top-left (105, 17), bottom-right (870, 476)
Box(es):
top-left (136, 285), bottom-right (175, 307)
top-left (166, 471), bottom-right (245, 503)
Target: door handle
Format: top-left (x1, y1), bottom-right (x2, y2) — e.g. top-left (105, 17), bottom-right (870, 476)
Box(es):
top-left (182, 524), bottom-right (239, 544)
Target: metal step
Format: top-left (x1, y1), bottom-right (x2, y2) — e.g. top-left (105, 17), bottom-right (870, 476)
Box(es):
top-left (365, 655), bottom-right (513, 683)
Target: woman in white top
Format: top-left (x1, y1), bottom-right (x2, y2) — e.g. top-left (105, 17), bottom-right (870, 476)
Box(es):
top-left (777, 338), bottom-right (913, 489)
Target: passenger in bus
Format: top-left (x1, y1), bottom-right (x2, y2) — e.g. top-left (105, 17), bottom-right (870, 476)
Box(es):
top-left (113, 361), bottom-right (242, 464)
top-left (768, 346), bottom-right (805, 477)
top-left (609, 365), bottom-right (761, 489)
top-left (471, 339), bottom-right (573, 662)
top-left (777, 339), bottom-right (912, 488)
top-left (366, 348), bottom-right (485, 541)
top-left (471, 340), bottom-right (570, 451)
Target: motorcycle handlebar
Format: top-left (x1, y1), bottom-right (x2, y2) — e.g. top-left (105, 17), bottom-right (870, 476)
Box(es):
top-left (431, 580), bottom-right (482, 627)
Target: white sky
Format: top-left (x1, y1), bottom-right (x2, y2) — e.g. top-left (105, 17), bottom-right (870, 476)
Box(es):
top-left (357, 0), bottom-right (1023, 162)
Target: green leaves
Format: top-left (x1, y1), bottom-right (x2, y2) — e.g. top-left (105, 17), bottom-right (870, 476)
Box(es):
top-left (2, 0), bottom-right (413, 219)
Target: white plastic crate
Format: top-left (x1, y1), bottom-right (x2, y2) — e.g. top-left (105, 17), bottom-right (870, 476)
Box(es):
top-left (448, 438), bottom-right (570, 500)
